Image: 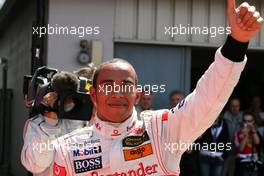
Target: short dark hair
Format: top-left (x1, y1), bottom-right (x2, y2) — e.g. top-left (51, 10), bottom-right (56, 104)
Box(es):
top-left (92, 58), bottom-right (138, 88)
top-left (228, 97), bottom-right (241, 107)
top-left (169, 90), bottom-right (182, 99)
top-left (229, 97), bottom-right (240, 103)
top-left (243, 111), bottom-right (255, 121)
top-left (51, 71), bottom-right (79, 92)
top-left (141, 88), bottom-right (153, 95)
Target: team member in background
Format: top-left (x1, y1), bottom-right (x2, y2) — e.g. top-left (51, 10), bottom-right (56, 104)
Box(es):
top-left (234, 112), bottom-right (260, 176)
top-left (51, 0), bottom-right (263, 175)
top-left (136, 89), bottom-right (153, 114)
top-left (257, 126), bottom-right (264, 175)
top-left (249, 96), bottom-right (264, 127)
top-left (74, 63), bottom-right (97, 81)
top-left (223, 97), bottom-right (243, 176)
top-left (74, 63), bottom-right (97, 125)
top-left (21, 63), bottom-right (96, 176)
top-left (198, 114), bottom-right (230, 176)
top-left (169, 90), bottom-right (183, 108)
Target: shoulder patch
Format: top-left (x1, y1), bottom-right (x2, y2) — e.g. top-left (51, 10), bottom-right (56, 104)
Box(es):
top-left (177, 99), bottom-right (185, 109)
top-left (161, 110), bottom-right (169, 121)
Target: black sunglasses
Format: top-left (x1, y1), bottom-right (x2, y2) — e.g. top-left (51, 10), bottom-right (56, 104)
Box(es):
top-left (243, 119), bottom-right (254, 123)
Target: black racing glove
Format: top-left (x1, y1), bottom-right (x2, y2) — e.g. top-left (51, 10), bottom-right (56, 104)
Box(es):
top-left (221, 35), bottom-right (249, 62)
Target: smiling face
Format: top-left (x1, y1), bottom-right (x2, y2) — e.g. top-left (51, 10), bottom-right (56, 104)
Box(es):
top-left (91, 61), bottom-right (140, 123)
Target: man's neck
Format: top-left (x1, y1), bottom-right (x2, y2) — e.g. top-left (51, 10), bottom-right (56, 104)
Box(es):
top-left (96, 113), bottom-right (133, 123)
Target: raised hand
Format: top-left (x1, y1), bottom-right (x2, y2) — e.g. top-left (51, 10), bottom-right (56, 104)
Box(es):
top-left (227, 0), bottom-right (263, 42)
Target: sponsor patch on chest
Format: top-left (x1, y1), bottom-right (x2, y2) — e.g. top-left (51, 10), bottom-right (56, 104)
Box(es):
top-left (122, 131), bottom-right (150, 147)
top-left (72, 145), bottom-right (102, 157)
top-left (73, 156), bottom-right (103, 173)
top-left (123, 143), bottom-right (153, 161)
top-left (90, 162), bottom-right (158, 176)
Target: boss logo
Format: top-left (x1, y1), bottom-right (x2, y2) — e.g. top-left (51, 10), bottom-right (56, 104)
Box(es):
top-left (74, 156), bottom-right (102, 173)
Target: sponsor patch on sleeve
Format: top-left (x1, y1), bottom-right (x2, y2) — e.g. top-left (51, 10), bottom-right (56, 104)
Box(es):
top-left (161, 111), bottom-right (169, 121)
top-left (170, 99), bottom-right (185, 114)
top-left (177, 99), bottom-right (185, 109)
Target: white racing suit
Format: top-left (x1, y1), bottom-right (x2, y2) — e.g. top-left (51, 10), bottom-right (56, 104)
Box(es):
top-left (51, 48), bottom-right (246, 176)
top-left (21, 114), bottom-right (85, 176)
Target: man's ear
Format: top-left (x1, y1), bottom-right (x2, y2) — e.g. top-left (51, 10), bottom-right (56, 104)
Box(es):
top-left (135, 89), bottom-right (141, 105)
top-left (90, 87), bottom-right (97, 105)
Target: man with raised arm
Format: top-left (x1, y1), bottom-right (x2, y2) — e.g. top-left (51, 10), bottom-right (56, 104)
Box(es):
top-left (52, 0), bottom-right (263, 175)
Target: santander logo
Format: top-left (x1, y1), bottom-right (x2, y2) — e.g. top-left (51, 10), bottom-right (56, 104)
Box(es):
top-left (91, 162), bottom-right (158, 176)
